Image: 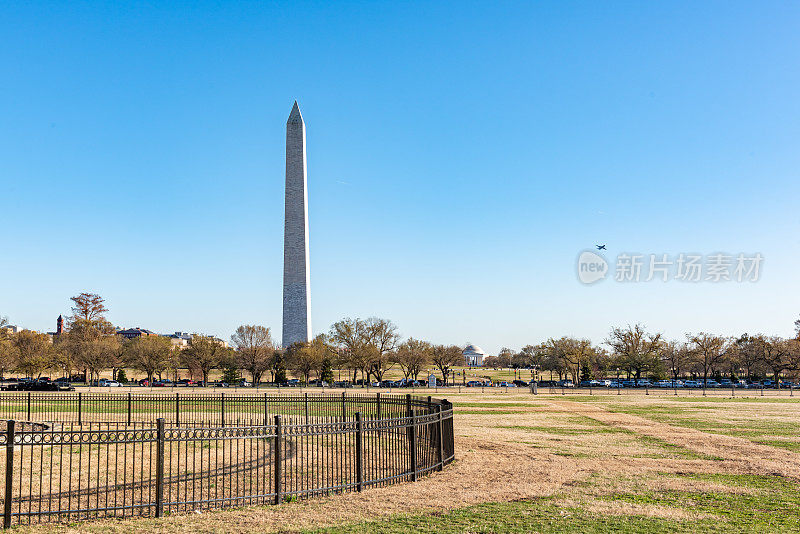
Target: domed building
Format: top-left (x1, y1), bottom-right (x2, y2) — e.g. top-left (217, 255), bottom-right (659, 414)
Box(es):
top-left (463, 344), bottom-right (486, 367)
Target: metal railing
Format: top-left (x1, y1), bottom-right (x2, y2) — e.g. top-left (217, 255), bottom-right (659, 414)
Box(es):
top-left (0, 393), bottom-right (454, 527)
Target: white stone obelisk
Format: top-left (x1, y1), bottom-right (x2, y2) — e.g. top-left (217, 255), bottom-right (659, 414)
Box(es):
top-left (282, 101), bottom-right (311, 348)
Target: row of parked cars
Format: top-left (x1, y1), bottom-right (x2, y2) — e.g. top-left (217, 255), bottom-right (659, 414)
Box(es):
top-left (1, 378), bottom-right (75, 391)
top-left (558, 379), bottom-right (798, 389)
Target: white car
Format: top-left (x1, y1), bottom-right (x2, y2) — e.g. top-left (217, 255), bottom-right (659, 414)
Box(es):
top-left (99, 379), bottom-right (122, 387)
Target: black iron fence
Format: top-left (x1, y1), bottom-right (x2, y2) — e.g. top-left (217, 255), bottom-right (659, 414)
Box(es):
top-left (0, 393), bottom-right (454, 527)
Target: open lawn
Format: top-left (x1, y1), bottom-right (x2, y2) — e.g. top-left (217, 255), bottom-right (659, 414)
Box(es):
top-left (11, 391), bottom-right (800, 533)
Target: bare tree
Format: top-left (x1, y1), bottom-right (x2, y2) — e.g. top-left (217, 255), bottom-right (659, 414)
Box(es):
top-left (687, 332), bottom-right (728, 386)
top-left (364, 317), bottom-right (400, 383)
top-left (123, 336), bottom-right (172, 384)
top-left (606, 325), bottom-right (662, 381)
top-left (77, 336), bottom-right (121, 384)
top-left (181, 335), bottom-right (225, 385)
top-left (329, 318), bottom-right (370, 384)
top-left (733, 334), bottom-right (767, 380)
top-left (67, 293), bottom-right (114, 334)
top-left (231, 325), bottom-right (275, 384)
top-left (431, 345), bottom-right (464, 385)
top-left (284, 342), bottom-right (317, 383)
top-left (762, 336), bottom-right (792, 386)
top-left (660, 341), bottom-right (690, 382)
top-left (392, 338), bottom-right (431, 381)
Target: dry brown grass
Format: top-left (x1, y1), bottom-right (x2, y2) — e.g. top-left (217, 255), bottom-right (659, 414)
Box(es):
top-left (10, 390), bottom-right (800, 533)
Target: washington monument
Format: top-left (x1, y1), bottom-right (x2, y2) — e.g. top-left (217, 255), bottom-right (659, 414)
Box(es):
top-left (282, 101), bottom-right (311, 348)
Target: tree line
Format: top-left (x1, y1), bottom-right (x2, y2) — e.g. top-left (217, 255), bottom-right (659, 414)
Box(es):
top-left (5, 294), bottom-right (797, 387)
top-left (484, 323), bottom-right (800, 385)
top-left (0, 294), bottom-right (466, 385)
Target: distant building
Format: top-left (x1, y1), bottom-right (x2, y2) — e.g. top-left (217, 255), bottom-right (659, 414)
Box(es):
top-left (118, 328), bottom-right (159, 340)
top-left (163, 332), bottom-right (192, 349)
top-left (1, 325), bottom-right (18, 336)
top-left (47, 315), bottom-right (65, 340)
top-left (463, 344), bottom-right (486, 366)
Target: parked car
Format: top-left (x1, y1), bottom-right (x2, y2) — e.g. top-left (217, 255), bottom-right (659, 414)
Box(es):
top-left (512, 379), bottom-right (529, 388)
top-left (636, 379), bottom-right (652, 387)
top-left (556, 380), bottom-right (574, 388)
top-left (498, 381), bottom-right (516, 387)
top-left (466, 380), bottom-right (484, 387)
top-left (308, 379), bottom-right (330, 387)
top-left (99, 379), bottom-right (122, 387)
top-left (5, 381), bottom-right (74, 392)
top-left (138, 379), bottom-right (150, 387)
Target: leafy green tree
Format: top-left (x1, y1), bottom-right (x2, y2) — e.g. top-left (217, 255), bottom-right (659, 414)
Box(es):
top-left (579, 362), bottom-right (593, 382)
top-left (0, 315), bottom-right (14, 377)
top-left (270, 350), bottom-right (287, 383)
top-left (320, 356), bottom-right (334, 384)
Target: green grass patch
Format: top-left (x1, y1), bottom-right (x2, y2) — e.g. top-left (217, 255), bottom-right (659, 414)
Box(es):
top-left (499, 425), bottom-right (623, 436)
top-left (304, 498), bottom-right (696, 534)
top-left (606, 473), bottom-right (800, 531)
top-left (454, 402), bottom-right (542, 408)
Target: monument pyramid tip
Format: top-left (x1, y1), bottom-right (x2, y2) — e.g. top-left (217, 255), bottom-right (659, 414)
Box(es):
top-left (289, 100), bottom-right (302, 119)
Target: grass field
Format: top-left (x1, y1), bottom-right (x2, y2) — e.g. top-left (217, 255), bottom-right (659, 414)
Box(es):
top-left (11, 390), bottom-right (800, 533)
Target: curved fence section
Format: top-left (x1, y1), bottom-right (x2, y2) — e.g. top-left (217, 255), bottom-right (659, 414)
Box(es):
top-left (0, 393), bottom-right (454, 527)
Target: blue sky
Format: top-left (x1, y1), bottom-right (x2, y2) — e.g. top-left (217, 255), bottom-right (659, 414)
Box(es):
top-left (1, 1), bottom-right (799, 353)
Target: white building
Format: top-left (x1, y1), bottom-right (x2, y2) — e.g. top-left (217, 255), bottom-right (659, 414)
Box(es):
top-left (463, 344), bottom-right (486, 366)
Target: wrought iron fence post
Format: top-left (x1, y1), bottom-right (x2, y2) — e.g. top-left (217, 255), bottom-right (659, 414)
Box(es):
top-left (26, 392), bottom-right (31, 421)
top-left (355, 412), bottom-right (363, 492)
top-left (376, 392), bottom-right (381, 420)
top-left (409, 408), bottom-right (417, 482)
top-left (304, 392), bottom-right (309, 421)
top-left (127, 392), bottom-right (132, 425)
top-left (4, 420), bottom-right (15, 529)
top-left (78, 392), bottom-right (82, 425)
top-left (175, 392), bottom-right (180, 426)
top-left (341, 392), bottom-right (346, 421)
top-left (274, 415), bottom-right (282, 505)
top-left (221, 392), bottom-right (225, 427)
top-left (155, 418), bottom-right (165, 518)
top-left (436, 405), bottom-right (443, 471)
top-left (264, 393), bottom-right (268, 426)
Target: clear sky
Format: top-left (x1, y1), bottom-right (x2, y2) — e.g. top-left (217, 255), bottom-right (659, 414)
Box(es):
top-left (2, 1), bottom-right (799, 353)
